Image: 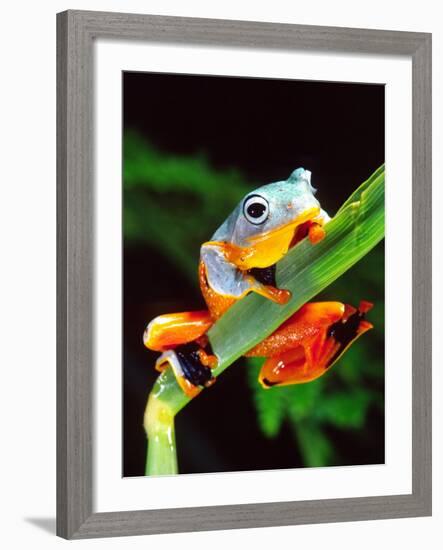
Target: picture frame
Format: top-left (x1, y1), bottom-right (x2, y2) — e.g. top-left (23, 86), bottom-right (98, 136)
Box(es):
top-left (56, 9), bottom-right (432, 539)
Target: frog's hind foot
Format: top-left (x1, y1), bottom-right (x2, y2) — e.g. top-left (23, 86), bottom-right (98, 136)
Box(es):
top-left (252, 300), bottom-right (373, 388)
top-left (325, 300), bottom-right (373, 364)
top-left (155, 342), bottom-right (218, 398)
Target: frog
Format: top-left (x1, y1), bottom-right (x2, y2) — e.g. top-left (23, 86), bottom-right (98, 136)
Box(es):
top-left (143, 168), bottom-right (373, 397)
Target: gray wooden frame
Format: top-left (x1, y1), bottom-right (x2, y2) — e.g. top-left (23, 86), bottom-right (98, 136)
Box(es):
top-left (57, 9), bottom-right (432, 539)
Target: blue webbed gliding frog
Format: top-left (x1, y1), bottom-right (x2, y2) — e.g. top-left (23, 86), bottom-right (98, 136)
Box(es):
top-left (144, 168), bottom-right (373, 397)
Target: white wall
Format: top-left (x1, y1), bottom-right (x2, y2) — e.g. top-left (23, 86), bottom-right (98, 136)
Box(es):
top-left (0, 0), bottom-right (441, 548)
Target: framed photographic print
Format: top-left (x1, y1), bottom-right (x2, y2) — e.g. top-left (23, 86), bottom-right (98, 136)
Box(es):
top-left (57, 10), bottom-right (432, 539)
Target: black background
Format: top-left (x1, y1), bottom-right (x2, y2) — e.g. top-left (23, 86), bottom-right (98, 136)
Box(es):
top-left (123, 72), bottom-right (385, 476)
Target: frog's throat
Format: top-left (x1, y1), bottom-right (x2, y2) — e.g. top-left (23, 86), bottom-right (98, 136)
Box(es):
top-left (206, 206), bottom-right (321, 271)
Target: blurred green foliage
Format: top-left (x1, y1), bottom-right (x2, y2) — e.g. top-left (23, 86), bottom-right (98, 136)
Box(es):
top-left (124, 130), bottom-right (384, 468)
top-left (124, 130), bottom-right (249, 281)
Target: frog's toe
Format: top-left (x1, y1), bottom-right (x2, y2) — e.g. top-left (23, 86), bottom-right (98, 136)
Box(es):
top-left (176, 343), bottom-right (216, 387)
top-left (155, 343), bottom-right (217, 397)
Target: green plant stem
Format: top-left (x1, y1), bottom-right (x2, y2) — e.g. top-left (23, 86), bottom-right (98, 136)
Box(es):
top-left (144, 389), bottom-right (178, 475)
top-left (144, 165), bottom-right (385, 475)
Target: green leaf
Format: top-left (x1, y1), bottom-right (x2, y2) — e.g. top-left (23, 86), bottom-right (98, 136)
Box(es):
top-left (336, 164), bottom-right (384, 215)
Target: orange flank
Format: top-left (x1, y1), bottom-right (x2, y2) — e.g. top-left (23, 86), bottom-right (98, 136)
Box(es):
top-left (143, 310), bottom-right (214, 352)
top-left (199, 261), bottom-right (237, 320)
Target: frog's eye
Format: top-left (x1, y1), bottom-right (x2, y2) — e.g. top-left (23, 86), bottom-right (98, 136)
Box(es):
top-left (243, 195), bottom-right (269, 225)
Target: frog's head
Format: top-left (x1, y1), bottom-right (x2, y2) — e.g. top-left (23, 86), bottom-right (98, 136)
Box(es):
top-left (211, 168), bottom-right (324, 270)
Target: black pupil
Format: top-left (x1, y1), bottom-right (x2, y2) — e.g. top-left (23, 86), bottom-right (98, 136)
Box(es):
top-left (247, 202), bottom-right (266, 219)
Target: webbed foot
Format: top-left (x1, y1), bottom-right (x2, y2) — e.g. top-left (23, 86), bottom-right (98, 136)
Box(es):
top-left (246, 300), bottom-right (373, 388)
top-left (155, 342), bottom-right (218, 397)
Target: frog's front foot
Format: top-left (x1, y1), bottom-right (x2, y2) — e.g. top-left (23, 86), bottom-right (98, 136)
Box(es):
top-left (155, 342), bottom-right (218, 397)
top-left (308, 222), bottom-right (326, 244)
top-left (248, 264), bottom-right (292, 305)
top-left (260, 285), bottom-right (292, 305)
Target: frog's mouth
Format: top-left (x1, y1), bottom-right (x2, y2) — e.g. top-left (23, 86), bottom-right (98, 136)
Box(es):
top-left (248, 215), bottom-right (322, 287)
top-left (248, 215), bottom-right (319, 287)
top-left (288, 218), bottom-right (320, 249)
top-left (224, 206), bottom-right (321, 270)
